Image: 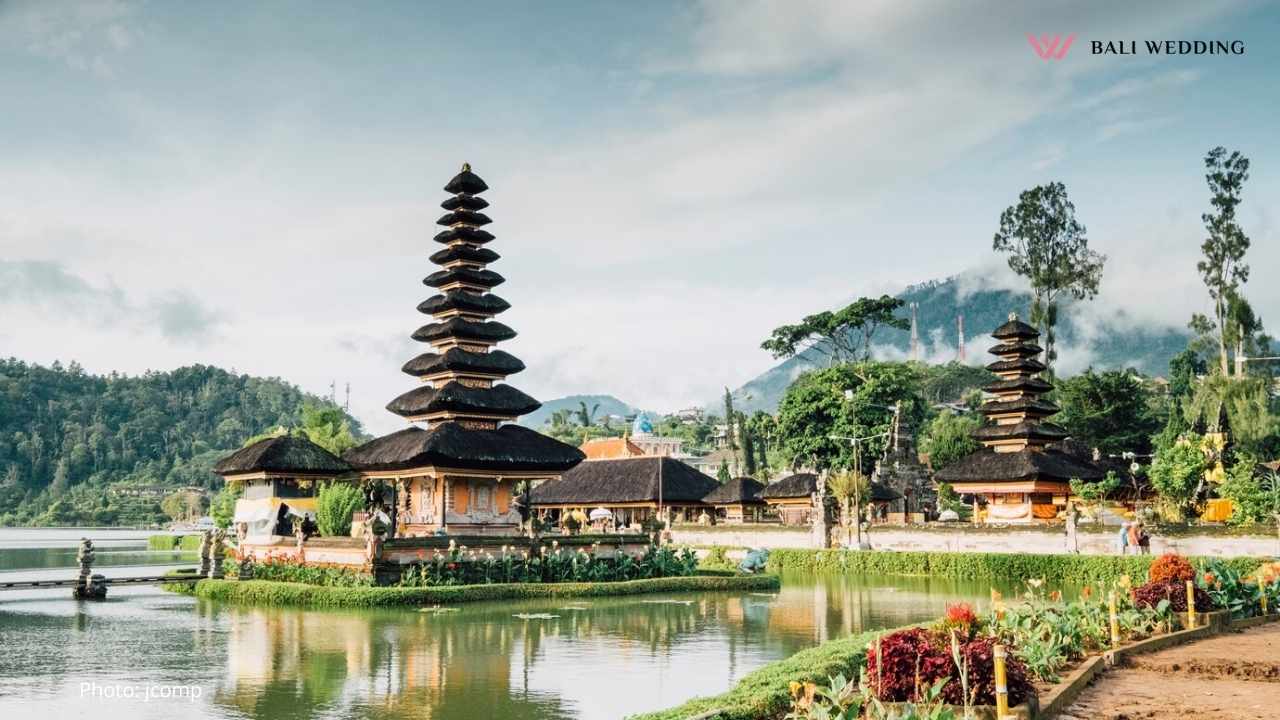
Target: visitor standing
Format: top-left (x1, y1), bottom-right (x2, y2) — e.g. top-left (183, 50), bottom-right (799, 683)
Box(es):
top-left (1126, 521), bottom-right (1143, 556)
top-left (1117, 520), bottom-right (1130, 555)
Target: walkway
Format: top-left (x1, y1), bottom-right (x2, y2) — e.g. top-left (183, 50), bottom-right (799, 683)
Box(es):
top-left (1058, 622), bottom-right (1280, 719)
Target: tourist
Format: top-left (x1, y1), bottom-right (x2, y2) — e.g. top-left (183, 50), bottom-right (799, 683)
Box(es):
top-left (1117, 520), bottom-right (1130, 555)
top-left (1135, 521), bottom-right (1151, 555)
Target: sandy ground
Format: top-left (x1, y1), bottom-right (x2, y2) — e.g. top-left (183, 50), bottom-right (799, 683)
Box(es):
top-left (1057, 622), bottom-right (1280, 720)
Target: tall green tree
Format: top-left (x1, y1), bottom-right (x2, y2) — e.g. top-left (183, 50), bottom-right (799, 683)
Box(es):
top-left (1190, 146), bottom-right (1252, 376)
top-left (762, 295), bottom-right (909, 364)
top-left (741, 418), bottom-right (758, 476)
top-left (1055, 369), bottom-right (1160, 456)
top-left (992, 182), bottom-right (1105, 372)
top-left (575, 400), bottom-right (600, 427)
top-left (775, 362), bottom-right (925, 471)
top-left (919, 411), bottom-right (980, 470)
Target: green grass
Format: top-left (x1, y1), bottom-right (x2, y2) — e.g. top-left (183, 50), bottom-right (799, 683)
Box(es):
top-left (626, 625), bottom-right (912, 720)
top-left (147, 534), bottom-right (202, 551)
top-left (163, 572), bottom-right (780, 608)
top-left (765, 548), bottom-right (1267, 586)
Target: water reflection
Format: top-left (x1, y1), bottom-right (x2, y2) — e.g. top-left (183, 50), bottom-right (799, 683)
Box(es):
top-left (0, 562), bottom-right (1051, 720)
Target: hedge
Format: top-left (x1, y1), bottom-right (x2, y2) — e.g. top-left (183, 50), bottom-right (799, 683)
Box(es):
top-left (765, 548), bottom-right (1267, 586)
top-left (163, 573), bottom-right (780, 608)
top-left (626, 625), bottom-right (916, 720)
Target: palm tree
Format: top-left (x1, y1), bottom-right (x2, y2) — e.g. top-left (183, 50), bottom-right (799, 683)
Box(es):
top-left (827, 469), bottom-right (870, 549)
top-left (575, 401), bottom-right (600, 428)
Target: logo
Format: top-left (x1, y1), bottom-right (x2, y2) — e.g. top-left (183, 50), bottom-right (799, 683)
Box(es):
top-left (1027, 33), bottom-right (1075, 60)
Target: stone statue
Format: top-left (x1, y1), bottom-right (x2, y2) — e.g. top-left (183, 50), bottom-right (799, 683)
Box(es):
top-left (197, 530), bottom-right (213, 576)
top-left (210, 528), bottom-right (227, 579)
top-left (72, 538), bottom-right (107, 600)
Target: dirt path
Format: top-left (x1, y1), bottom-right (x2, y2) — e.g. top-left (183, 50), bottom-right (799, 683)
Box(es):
top-left (1057, 622), bottom-right (1280, 720)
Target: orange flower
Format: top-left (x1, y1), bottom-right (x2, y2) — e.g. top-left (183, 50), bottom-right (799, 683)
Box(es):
top-left (1049, 590), bottom-right (1062, 603)
top-left (1203, 572), bottom-right (1216, 586)
top-left (1081, 585), bottom-right (1094, 600)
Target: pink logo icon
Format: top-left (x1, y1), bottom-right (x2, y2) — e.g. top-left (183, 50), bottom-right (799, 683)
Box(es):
top-left (1027, 33), bottom-right (1075, 60)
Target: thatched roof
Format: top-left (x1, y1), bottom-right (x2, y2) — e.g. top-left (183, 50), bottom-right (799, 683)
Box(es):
top-left (986, 341), bottom-right (1043, 358)
top-left (869, 482), bottom-right (904, 502)
top-left (423, 267), bottom-right (505, 290)
top-left (972, 421), bottom-right (1069, 443)
top-left (345, 423), bottom-right (583, 473)
top-left (412, 318), bottom-right (516, 344)
top-left (992, 317), bottom-right (1039, 340)
top-left (703, 477), bottom-right (766, 505)
top-left (934, 448), bottom-right (1104, 483)
top-left (761, 473), bottom-right (817, 499)
top-left (214, 435), bottom-right (350, 476)
top-left (436, 209), bottom-right (492, 227)
top-left (416, 291), bottom-right (510, 317)
top-left (386, 382), bottom-right (540, 419)
top-left (530, 456), bottom-right (718, 505)
top-left (428, 245), bottom-right (499, 267)
top-left (433, 226), bottom-right (494, 245)
top-left (444, 166), bottom-right (489, 195)
top-left (978, 398), bottom-right (1060, 417)
top-left (985, 357), bottom-right (1046, 374)
top-left (402, 348), bottom-right (525, 378)
top-left (983, 377), bottom-right (1054, 395)
top-left (440, 193), bottom-right (488, 211)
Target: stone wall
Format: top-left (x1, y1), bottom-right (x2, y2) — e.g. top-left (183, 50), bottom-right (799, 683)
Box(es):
top-left (671, 524), bottom-right (1280, 558)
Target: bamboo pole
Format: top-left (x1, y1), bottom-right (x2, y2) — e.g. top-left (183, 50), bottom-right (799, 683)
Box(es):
top-left (1186, 580), bottom-right (1197, 628)
top-left (993, 643), bottom-right (1010, 719)
top-left (1109, 590), bottom-right (1120, 647)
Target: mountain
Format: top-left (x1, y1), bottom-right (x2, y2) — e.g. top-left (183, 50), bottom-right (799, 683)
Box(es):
top-left (520, 394), bottom-right (640, 429)
top-left (0, 359), bottom-right (364, 527)
top-left (726, 276), bottom-right (1190, 414)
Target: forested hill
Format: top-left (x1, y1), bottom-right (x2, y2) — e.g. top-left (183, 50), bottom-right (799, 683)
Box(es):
top-left (0, 359), bottom-right (364, 527)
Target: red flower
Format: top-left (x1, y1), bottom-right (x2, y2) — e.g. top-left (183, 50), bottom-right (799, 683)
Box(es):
top-left (945, 602), bottom-right (977, 625)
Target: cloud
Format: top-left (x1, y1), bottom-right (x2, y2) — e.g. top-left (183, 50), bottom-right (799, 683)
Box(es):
top-left (0, 260), bottom-right (223, 342)
top-left (0, 0), bottom-right (142, 77)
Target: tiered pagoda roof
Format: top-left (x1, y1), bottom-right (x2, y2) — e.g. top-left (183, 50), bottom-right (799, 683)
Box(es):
top-left (935, 313), bottom-right (1102, 488)
top-left (345, 165), bottom-right (584, 473)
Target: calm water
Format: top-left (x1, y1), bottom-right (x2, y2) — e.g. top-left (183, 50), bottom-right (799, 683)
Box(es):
top-left (0, 529), bottom-right (1032, 720)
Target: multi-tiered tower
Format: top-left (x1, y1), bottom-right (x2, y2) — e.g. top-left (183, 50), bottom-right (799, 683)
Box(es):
top-left (934, 313), bottom-right (1101, 523)
top-left (345, 165), bottom-right (583, 535)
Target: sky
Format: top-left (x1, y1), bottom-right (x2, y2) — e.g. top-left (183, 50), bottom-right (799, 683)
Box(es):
top-left (2, 0), bottom-right (1279, 435)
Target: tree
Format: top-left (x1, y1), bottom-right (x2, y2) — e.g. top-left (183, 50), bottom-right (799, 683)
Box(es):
top-left (160, 491), bottom-right (190, 522)
top-left (992, 182), bottom-right (1105, 372)
top-left (297, 402), bottom-right (359, 456)
top-left (762, 295), bottom-right (909, 364)
top-left (209, 484), bottom-right (241, 529)
top-left (1184, 374), bottom-right (1277, 456)
top-left (1191, 147), bottom-right (1252, 375)
top-left (316, 482), bottom-right (364, 537)
top-left (741, 419), bottom-right (758, 476)
top-left (1217, 456), bottom-right (1280, 526)
top-left (575, 401), bottom-right (599, 427)
top-left (716, 460), bottom-right (731, 484)
top-left (1070, 471), bottom-right (1122, 519)
top-left (1149, 441), bottom-right (1207, 521)
top-left (1167, 348), bottom-right (1207, 401)
top-left (919, 412), bottom-right (980, 471)
top-left (775, 362), bottom-right (925, 471)
top-left (722, 388), bottom-right (738, 450)
top-left (1055, 369), bottom-right (1160, 456)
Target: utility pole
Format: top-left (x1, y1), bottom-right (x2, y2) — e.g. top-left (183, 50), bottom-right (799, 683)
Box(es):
top-left (957, 314), bottom-right (966, 363)
top-left (344, 382), bottom-right (351, 411)
top-left (909, 302), bottom-right (920, 362)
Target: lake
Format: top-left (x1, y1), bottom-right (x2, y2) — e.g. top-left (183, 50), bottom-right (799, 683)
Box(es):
top-left (0, 528), bottom-right (1031, 719)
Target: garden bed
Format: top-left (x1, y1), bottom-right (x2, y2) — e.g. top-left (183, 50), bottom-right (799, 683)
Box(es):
top-left (162, 572), bottom-right (779, 608)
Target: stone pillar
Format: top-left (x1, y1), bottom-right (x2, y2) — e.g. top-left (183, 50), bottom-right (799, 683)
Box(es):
top-left (1065, 505), bottom-right (1079, 554)
top-left (210, 528), bottom-right (226, 579)
top-left (198, 530), bottom-right (212, 577)
top-left (811, 473), bottom-right (832, 549)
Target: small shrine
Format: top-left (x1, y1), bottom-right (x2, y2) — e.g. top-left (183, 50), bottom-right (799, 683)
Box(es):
top-left (342, 165), bottom-right (584, 536)
top-left (934, 314), bottom-right (1102, 522)
top-left (215, 434), bottom-right (351, 539)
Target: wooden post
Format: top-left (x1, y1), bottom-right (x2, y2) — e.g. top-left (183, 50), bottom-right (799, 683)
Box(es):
top-left (1186, 579), bottom-right (1196, 628)
top-left (993, 643), bottom-right (1010, 719)
top-left (1109, 590), bottom-right (1120, 647)
top-left (1262, 590), bottom-right (1268, 616)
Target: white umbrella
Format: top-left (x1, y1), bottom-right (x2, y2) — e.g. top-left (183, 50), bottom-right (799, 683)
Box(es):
top-left (589, 507), bottom-right (613, 521)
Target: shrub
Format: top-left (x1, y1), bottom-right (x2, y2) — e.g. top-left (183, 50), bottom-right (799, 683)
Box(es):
top-left (397, 542), bottom-right (699, 587)
top-left (147, 535), bottom-right (177, 551)
top-left (1132, 579), bottom-right (1214, 614)
top-left (316, 482), bottom-right (363, 537)
top-left (865, 628), bottom-right (1032, 707)
top-left (1148, 553), bottom-right (1195, 584)
top-left (177, 534), bottom-right (202, 551)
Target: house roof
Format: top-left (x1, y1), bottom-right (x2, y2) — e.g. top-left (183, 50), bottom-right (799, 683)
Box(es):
top-left (385, 382), bottom-right (540, 419)
top-left (214, 435), bottom-right (351, 476)
top-left (703, 476), bottom-right (766, 504)
top-left (580, 437), bottom-right (645, 460)
top-left (760, 472), bottom-right (817, 499)
top-left (933, 448), bottom-right (1104, 483)
top-left (991, 317), bottom-right (1039, 340)
top-left (529, 456), bottom-right (718, 505)
top-left (344, 423), bottom-right (583, 473)
top-left (401, 348), bottom-right (525, 379)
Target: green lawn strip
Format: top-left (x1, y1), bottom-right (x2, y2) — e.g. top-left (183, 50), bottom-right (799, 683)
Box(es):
top-left (765, 548), bottom-right (1265, 586)
top-left (162, 573), bottom-right (779, 608)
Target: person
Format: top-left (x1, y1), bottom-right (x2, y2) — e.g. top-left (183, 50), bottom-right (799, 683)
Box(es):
top-left (1126, 521), bottom-right (1143, 556)
top-left (300, 515), bottom-right (318, 539)
top-left (1136, 521), bottom-right (1151, 555)
top-left (1117, 520), bottom-right (1130, 555)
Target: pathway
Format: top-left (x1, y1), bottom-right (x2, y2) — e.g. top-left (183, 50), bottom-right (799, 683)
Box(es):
top-left (1057, 622), bottom-right (1280, 719)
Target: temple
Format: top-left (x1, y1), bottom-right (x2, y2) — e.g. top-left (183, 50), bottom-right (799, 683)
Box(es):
top-left (341, 164), bottom-right (584, 536)
top-left (217, 435), bottom-right (351, 539)
top-left (934, 314), bottom-right (1102, 522)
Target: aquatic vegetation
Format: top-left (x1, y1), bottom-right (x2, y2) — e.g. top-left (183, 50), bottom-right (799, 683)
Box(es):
top-left (396, 543), bottom-right (699, 587)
